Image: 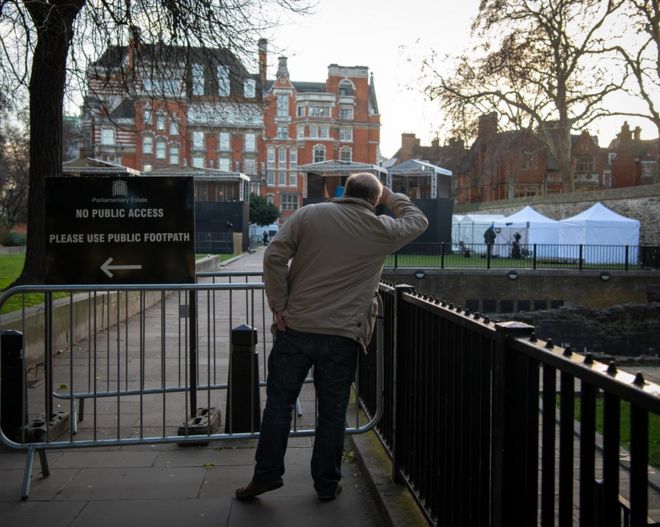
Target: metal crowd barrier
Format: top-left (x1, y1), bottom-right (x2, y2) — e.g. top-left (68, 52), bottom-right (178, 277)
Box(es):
top-left (0, 272), bottom-right (383, 500)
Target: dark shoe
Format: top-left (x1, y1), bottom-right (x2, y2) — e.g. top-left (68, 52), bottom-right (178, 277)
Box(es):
top-left (318, 482), bottom-right (342, 502)
top-left (235, 479), bottom-right (283, 500)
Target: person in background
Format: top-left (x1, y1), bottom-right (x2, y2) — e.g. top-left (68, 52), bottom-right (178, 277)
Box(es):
top-left (236, 172), bottom-right (428, 501)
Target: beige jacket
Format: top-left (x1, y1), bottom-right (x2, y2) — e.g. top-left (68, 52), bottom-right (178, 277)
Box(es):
top-left (263, 192), bottom-right (428, 349)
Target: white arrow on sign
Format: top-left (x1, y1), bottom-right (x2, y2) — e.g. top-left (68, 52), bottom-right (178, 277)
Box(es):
top-left (101, 257), bottom-right (142, 278)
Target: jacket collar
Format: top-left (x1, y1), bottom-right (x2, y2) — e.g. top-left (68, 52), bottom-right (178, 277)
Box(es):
top-left (329, 196), bottom-right (375, 212)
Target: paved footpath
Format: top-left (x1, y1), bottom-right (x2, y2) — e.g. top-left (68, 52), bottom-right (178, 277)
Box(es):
top-left (0, 249), bottom-right (389, 527)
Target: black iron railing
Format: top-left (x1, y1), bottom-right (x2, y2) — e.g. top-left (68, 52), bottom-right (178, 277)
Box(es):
top-left (385, 242), bottom-right (660, 271)
top-left (358, 283), bottom-right (660, 526)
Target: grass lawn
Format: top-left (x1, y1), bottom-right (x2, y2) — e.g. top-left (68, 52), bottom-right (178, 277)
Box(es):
top-left (385, 253), bottom-right (642, 270)
top-left (1, 253), bottom-right (242, 314)
top-left (570, 396), bottom-right (660, 469)
top-left (0, 254), bottom-right (59, 314)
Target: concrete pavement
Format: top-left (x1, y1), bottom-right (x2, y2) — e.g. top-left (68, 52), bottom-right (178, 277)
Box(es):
top-left (0, 248), bottom-right (408, 527)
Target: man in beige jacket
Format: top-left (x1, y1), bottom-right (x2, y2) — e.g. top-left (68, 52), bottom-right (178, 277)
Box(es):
top-left (236, 172), bottom-right (428, 501)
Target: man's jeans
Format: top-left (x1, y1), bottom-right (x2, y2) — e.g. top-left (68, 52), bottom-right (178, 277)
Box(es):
top-left (253, 328), bottom-right (359, 494)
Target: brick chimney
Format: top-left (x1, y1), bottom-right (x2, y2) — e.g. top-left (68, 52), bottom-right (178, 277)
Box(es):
top-left (633, 126), bottom-right (641, 142)
top-left (619, 121), bottom-right (632, 144)
top-left (401, 133), bottom-right (418, 160)
top-left (478, 112), bottom-right (498, 139)
top-left (258, 39), bottom-right (267, 93)
top-left (277, 56), bottom-right (289, 80)
top-left (128, 25), bottom-right (141, 70)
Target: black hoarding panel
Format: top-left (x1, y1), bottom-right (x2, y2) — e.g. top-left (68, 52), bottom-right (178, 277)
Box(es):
top-left (45, 176), bottom-right (195, 284)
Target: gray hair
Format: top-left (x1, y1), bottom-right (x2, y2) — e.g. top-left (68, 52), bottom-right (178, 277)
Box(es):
top-left (344, 172), bottom-right (383, 204)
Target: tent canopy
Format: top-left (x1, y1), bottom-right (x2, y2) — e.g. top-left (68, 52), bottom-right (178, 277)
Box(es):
top-left (456, 213), bottom-right (506, 246)
top-left (558, 202), bottom-right (640, 263)
top-left (494, 206), bottom-right (559, 249)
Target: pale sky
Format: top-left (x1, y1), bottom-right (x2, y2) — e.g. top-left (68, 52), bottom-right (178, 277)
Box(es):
top-left (267, 0), bottom-right (657, 159)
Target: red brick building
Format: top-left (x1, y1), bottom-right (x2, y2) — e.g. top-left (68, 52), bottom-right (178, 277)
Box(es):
top-left (261, 54), bottom-right (381, 220)
top-left (80, 32), bottom-right (264, 199)
top-left (607, 122), bottom-right (659, 188)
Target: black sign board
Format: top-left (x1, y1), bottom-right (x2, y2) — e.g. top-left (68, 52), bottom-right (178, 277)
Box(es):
top-left (45, 176), bottom-right (195, 284)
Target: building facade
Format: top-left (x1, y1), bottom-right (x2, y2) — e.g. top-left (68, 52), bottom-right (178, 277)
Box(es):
top-left (261, 56), bottom-right (380, 220)
top-left (80, 31), bottom-right (265, 204)
top-left (80, 36), bottom-right (381, 222)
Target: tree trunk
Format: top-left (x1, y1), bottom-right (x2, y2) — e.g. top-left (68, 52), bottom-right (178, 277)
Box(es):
top-left (18, 1), bottom-right (84, 284)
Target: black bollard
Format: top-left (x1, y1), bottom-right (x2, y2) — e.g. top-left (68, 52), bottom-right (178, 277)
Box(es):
top-left (225, 324), bottom-right (261, 433)
top-left (1, 330), bottom-right (25, 442)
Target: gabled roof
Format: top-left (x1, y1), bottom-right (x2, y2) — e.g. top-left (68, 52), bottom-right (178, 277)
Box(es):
top-left (389, 159), bottom-right (452, 176)
top-left (109, 99), bottom-right (135, 119)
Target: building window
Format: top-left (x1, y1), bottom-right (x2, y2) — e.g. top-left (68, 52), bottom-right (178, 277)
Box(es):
top-left (278, 148), bottom-right (287, 167)
top-left (244, 79), bottom-right (256, 98)
top-left (521, 151), bottom-right (536, 170)
top-left (339, 107), bottom-right (354, 120)
top-left (281, 193), bottom-right (299, 210)
top-left (143, 107), bottom-right (152, 126)
top-left (576, 155), bottom-right (594, 173)
top-left (218, 65), bottom-right (230, 96)
top-left (266, 171), bottom-right (275, 186)
top-left (192, 64), bottom-right (204, 96)
top-left (339, 80), bottom-right (354, 96)
top-left (101, 128), bottom-right (115, 145)
top-left (192, 155), bottom-right (204, 168)
top-left (219, 132), bottom-right (231, 151)
top-left (608, 152), bottom-right (617, 166)
top-left (289, 171), bottom-right (297, 187)
top-left (309, 126), bottom-right (318, 139)
top-left (142, 135), bottom-right (153, 155)
top-left (192, 131), bottom-right (205, 150)
top-left (277, 94), bottom-right (289, 117)
top-left (277, 126), bottom-right (288, 139)
top-left (309, 106), bottom-right (330, 117)
top-left (244, 158), bottom-right (257, 175)
top-left (313, 145), bottom-right (326, 163)
top-left (339, 127), bottom-right (353, 142)
top-left (290, 150), bottom-right (297, 167)
top-left (339, 147), bottom-right (352, 162)
top-left (170, 145), bottom-right (179, 165)
top-left (156, 139), bottom-right (166, 160)
top-left (218, 157), bottom-right (231, 172)
top-left (278, 170), bottom-right (286, 186)
top-left (297, 106), bottom-right (305, 117)
top-left (170, 120), bottom-right (179, 135)
top-left (297, 125), bottom-right (305, 138)
top-left (143, 164), bottom-right (152, 172)
top-left (244, 133), bottom-right (256, 152)
top-left (267, 147), bottom-right (275, 169)
top-left (156, 112), bottom-right (165, 130)
top-left (320, 127), bottom-right (329, 139)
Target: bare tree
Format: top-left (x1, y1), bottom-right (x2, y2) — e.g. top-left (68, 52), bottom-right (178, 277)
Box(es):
top-left (0, 111), bottom-right (30, 238)
top-left (605, 0), bottom-right (659, 182)
top-left (424, 0), bottom-right (624, 192)
top-left (0, 0), bottom-right (309, 284)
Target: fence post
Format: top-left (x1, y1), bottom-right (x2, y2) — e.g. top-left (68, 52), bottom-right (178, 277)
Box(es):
top-left (533, 244), bottom-right (537, 270)
top-left (491, 321), bottom-right (535, 527)
top-left (579, 245), bottom-right (584, 271)
top-left (394, 251), bottom-right (398, 270)
top-left (625, 245), bottom-right (629, 271)
top-left (392, 284), bottom-right (414, 483)
top-left (440, 241), bottom-right (445, 269)
top-left (189, 290), bottom-right (197, 416)
top-left (225, 324), bottom-right (261, 433)
top-left (1, 330), bottom-right (24, 442)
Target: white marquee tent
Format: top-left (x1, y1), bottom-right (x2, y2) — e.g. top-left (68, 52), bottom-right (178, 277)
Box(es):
top-left (456, 213), bottom-right (506, 251)
top-left (558, 202), bottom-right (640, 264)
top-left (493, 206), bottom-right (559, 258)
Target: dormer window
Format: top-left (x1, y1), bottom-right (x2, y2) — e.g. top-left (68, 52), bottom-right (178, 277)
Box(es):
top-left (339, 79), bottom-right (354, 96)
top-left (192, 64), bottom-right (204, 96)
top-left (218, 65), bottom-right (230, 96)
top-left (244, 79), bottom-right (256, 98)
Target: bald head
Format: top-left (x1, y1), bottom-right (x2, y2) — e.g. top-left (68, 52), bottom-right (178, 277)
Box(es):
top-left (344, 172), bottom-right (383, 205)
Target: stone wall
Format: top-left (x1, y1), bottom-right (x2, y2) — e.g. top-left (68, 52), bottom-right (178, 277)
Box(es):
top-left (454, 183), bottom-right (660, 245)
top-left (511, 303), bottom-right (660, 358)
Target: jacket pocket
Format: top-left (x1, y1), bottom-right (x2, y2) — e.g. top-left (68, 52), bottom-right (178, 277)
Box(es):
top-left (356, 293), bottom-right (379, 349)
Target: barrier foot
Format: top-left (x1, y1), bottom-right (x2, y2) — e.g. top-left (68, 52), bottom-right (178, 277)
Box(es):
top-left (177, 407), bottom-right (221, 446)
top-left (20, 446), bottom-right (50, 501)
